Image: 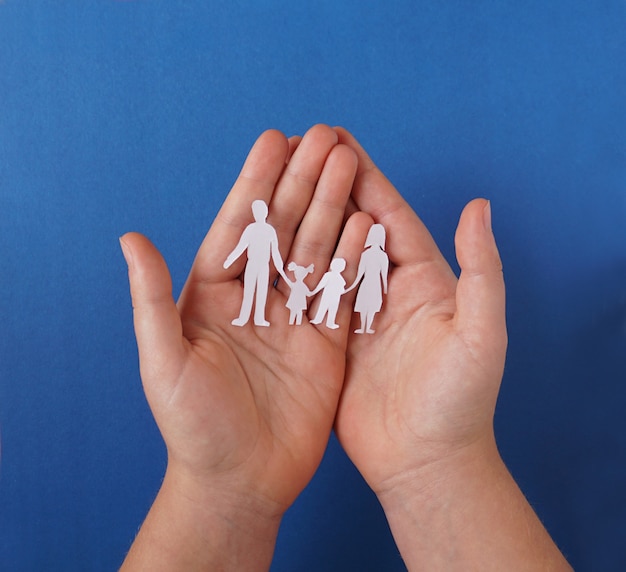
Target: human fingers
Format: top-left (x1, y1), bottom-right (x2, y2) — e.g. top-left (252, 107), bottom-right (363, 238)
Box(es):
top-left (453, 199), bottom-right (507, 366)
top-left (186, 129), bottom-right (290, 284)
top-left (120, 232), bottom-right (186, 397)
top-left (344, 196), bottom-right (359, 221)
top-left (268, 124), bottom-right (339, 264)
top-left (280, 144), bottom-right (358, 293)
top-left (287, 135), bottom-right (302, 162)
top-left (334, 127), bottom-right (446, 269)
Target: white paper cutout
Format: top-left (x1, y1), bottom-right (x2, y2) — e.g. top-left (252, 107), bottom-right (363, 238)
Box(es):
top-left (284, 262), bottom-right (315, 325)
top-left (224, 201), bottom-right (388, 332)
top-left (223, 200), bottom-right (285, 327)
top-left (309, 258), bottom-right (347, 330)
top-left (345, 224), bottom-right (389, 334)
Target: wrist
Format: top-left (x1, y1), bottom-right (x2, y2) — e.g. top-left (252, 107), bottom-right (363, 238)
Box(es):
top-left (132, 462), bottom-right (283, 571)
top-left (375, 433), bottom-right (502, 519)
top-left (372, 436), bottom-right (572, 571)
top-left (163, 460), bottom-right (284, 540)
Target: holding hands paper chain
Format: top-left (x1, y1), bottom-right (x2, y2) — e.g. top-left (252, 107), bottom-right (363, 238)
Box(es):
top-left (224, 200), bottom-right (388, 333)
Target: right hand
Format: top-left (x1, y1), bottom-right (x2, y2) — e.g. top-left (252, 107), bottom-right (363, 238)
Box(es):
top-left (120, 125), bottom-right (361, 521)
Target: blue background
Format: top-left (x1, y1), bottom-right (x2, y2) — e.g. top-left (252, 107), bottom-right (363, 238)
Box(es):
top-left (1, 1), bottom-right (625, 570)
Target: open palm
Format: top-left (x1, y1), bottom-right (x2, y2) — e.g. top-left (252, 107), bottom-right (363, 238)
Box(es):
top-left (334, 128), bottom-right (508, 494)
top-left (121, 125), bottom-right (365, 513)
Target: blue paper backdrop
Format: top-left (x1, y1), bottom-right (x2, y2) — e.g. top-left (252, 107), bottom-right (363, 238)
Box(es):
top-left (1, 2), bottom-right (625, 570)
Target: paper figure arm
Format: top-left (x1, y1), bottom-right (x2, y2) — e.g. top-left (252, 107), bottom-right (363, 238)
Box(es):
top-left (344, 258), bottom-right (366, 293)
top-left (381, 255), bottom-right (389, 295)
top-left (270, 232), bottom-right (288, 281)
top-left (310, 273), bottom-right (329, 296)
top-left (223, 227), bottom-right (251, 269)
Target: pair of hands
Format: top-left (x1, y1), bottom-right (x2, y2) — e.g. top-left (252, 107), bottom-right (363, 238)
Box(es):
top-left (119, 124), bottom-right (508, 567)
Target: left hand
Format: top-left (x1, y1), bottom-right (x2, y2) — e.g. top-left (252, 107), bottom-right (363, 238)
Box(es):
top-left (333, 127), bottom-right (508, 496)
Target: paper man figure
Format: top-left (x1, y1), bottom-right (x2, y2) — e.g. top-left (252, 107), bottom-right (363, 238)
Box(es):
top-left (345, 223), bottom-right (389, 334)
top-left (310, 258), bottom-right (347, 329)
top-left (284, 262), bottom-right (315, 325)
top-left (223, 199), bottom-right (285, 327)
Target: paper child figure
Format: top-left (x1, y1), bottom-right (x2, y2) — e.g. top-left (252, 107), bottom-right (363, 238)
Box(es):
top-left (223, 199), bottom-right (285, 327)
top-left (310, 258), bottom-right (347, 330)
top-left (345, 223), bottom-right (389, 334)
top-left (283, 262), bottom-right (315, 325)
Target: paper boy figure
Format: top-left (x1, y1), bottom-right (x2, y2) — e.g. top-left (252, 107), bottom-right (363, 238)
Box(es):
top-left (310, 258), bottom-right (347, 330)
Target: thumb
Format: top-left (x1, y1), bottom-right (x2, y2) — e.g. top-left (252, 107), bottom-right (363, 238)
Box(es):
top-left (120, 232), bottom-right (186, 393)
top-left (454, 199), bottom-right (507, 363)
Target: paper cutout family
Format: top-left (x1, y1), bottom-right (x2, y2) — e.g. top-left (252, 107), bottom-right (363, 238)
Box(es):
top-left (223, 200), bottom-right (388, 334)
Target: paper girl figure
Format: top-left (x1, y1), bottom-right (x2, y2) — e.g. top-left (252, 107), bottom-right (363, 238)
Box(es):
top-left (310, 258), bottom-right (347, 329)
top-left (223, 199), bottom-right (286, 327)
top-left (284, 262), bottom-right (315, 325)
top-left (345, 223), bottom-right (389, 334)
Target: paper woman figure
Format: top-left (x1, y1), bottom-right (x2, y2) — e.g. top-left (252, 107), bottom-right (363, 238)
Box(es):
top-left (223, 199), bottom-right (285, 327)
top-left (310, 258), bottom-right (347, 329)
top-left (284, 262), bottom-right (315, 325)
top-left (346, 224), bottom-right (388, 334)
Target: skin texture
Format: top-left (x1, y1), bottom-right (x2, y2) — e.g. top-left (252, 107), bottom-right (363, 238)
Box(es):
top-left (119, 125), bottom-right (572, 571)
top-left (334, 127), bottom-right (508, 494)
top-left (119, 125), bottom-right (368, 570)
top-left (333, 127), bottom-right (572, 571)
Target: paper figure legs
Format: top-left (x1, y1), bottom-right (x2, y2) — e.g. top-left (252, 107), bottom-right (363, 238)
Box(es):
top-left (346, 224), bottom-right (388, 334)
top-left (310, 258), bottom-right (347, 330)
top-left (223, 200), bottom-right (285, 327)
top-left (284, 262), bottom-right (315, 325)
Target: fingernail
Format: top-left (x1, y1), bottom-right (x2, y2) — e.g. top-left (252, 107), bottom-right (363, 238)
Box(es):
top-left (119, 236), bottom-right (134, 269)
top-left (483, 200), bottom-right (492, 232)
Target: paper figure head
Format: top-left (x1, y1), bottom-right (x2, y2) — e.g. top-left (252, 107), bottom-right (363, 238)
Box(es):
top-left (288, 262), bottom-right (314, 280)
top-left (330, 258), bottom-right (346, 272)
top-left (252, 199), bottom-right (269, 222)
top-left (365, 223), bottom-right (386, 249)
